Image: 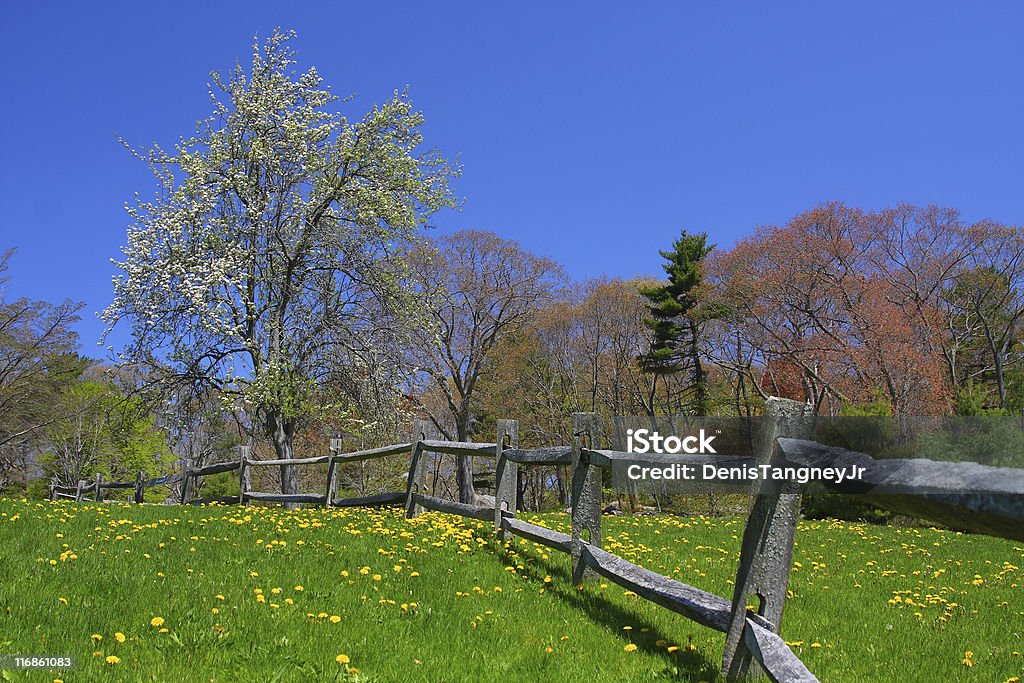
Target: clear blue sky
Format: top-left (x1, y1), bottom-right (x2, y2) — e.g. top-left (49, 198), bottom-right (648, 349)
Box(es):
top-left (2, 2), bottom-right (1022, 354)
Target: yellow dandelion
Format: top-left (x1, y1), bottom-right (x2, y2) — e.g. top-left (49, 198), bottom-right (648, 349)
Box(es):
top-left (114, 632), bottom-right (126, 643)
top-left (150, 616), bottom-right (164, 627)
top-left (294, 585), bottom-right (303, 592)
top-left (57, 597), bottom-right (68, 605)
top-left (624, 643), bottom-right (638, 652)
top-left (336, 654), bottom-right (350, 665)
top-left (90, 634), bottom-right (102, 642)
top-left (330, 615), bottom-right (341, 624)
top-left (105, 655), bottom-right (120, 664)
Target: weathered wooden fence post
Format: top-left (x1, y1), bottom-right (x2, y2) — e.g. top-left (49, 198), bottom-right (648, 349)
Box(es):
top-left (571, 412), bottom-right (603, 583)
top-left (93, 473), bottom-right (103, 503)
top-left (237, 446), bottom-right (251, 507)
top-left (134, 470), bottom-right (145, 504)
top-left (722, 397), bottom-right (816, 681)
top-left (404, 420), bottom-right (430, 519)
top-left (180, 460), bottom-right (193, 505)
top-left (74, 479), bottom-right (85, 503)
top-left (48, 478), bottom-right (55, 501)
top-left (325, 438), bottom-right (343, 508)
top-left (495, 419), bottom-right (519, 538)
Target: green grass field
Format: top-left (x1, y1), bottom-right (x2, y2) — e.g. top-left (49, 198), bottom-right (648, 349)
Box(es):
top-left (0, 498), bottom-right (1021, 682)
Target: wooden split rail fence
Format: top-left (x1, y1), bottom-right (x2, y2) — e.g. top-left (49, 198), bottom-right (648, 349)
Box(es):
top-left (48, 397), bottom-right (1024, 682)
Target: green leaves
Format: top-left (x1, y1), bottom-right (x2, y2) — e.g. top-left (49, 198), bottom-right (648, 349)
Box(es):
top-left (638, 231), bottom-right (715, 392)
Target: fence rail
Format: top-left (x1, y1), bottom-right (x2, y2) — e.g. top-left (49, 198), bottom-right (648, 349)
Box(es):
top-left (47, 399), bottom-right (1024, 682)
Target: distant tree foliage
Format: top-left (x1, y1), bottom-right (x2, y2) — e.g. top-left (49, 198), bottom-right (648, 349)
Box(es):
top-left (706, 202), bottom-right (1024, 416)
top-left (0, 250), bottom-right (86, 491)
top-left (402, 230), bottom-right (564, 504)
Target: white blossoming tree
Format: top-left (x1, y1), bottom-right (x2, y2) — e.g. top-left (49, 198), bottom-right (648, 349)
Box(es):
top-left (102, 30), bottom-right (458, 501)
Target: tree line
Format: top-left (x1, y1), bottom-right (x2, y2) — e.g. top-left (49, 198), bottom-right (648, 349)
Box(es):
top-left (2, 30), bottom-right (1022, 508)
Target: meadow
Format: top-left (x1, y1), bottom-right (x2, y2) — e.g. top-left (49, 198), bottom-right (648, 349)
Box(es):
top-left (0, 498), bottom-right (1021, 682)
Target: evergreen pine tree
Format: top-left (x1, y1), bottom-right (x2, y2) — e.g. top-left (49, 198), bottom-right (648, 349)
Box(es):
top-left (639, 231), bottom-right (715, 414)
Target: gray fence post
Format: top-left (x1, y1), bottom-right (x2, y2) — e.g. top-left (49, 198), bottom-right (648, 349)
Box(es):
top-left (722, 397), bottom-right (816, 681)
top-left (571, 412), bottom-right (603, 583)
top-left (180, 460), bottom-right (193, 505)
top-left (404, 420), bottom-right (430, 518)
top-left (94, 473), bottom-right (103, 503)
top-left (48, 478), bottom-right (55, 501)
top-left (134, 470), bottom-right (145, 504)
top-left (74, 479), bottom-right (85, 503)
top-left (325, 438), bottom-right (343, 508)
top-left (237, 446), bottom-right (250, 507)
top-left (495, 419), bottom-right (519, 538)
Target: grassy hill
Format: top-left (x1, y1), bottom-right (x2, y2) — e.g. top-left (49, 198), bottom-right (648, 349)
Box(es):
top-left (0, 498), bottom-right (1021, 682)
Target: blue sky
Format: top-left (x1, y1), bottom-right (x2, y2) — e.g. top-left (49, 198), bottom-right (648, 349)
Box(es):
top-left (2, 2), bottom-right (1022, 354)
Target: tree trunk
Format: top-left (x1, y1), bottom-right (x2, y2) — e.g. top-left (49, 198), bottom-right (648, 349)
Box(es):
top-left (455, 410), bottom-right (475, 504)
top-left (690, 320), bottom-right (707, 415)
top-left (266, 409), bottom-right (299, 510)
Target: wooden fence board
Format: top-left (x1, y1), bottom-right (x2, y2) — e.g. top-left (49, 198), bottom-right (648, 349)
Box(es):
top-left (778, 438), bottom-right (1024, 542)
top-left (501, 517), bottom-right (572, 553)
top-left (743, 619), bottom-right (819, 683)
top-left (331, 491), bottom-right (406, 507)
top-left (419, 440), bottom-right (498, 457)
top-left (412, 493), bottom-right (495, 522)
top-left (579, 543), bottom-right (749, 633)
top-left (246, 455), bottom-right (332, 467)
top-left (335, 443), bottom-right (412, 462)
top-left (188, 461), bottom-right (242, 476)
top-left (98, 481), bottom-right (135, 490)
top-left (244, 492), bottom-right (327, 505)
top-left (503, 447), bottom-right (572, 465)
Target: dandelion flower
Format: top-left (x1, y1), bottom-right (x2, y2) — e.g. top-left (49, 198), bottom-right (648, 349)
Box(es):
top-left (114, 632), bottom-right (126, 643)
top-left (105, 655), bottom-right (120, 664)
top-left (624, 644), bottom-right (638, 652)
top-left (150, 617), bottom-right (164, 627)
top-left (330, 615), bottom-right (341, 624)
top-left (336, 654), bottom-right (350, 665)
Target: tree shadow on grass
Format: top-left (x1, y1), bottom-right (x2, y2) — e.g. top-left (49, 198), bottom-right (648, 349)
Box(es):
top-left (495, 541), bottom-right (722, 682)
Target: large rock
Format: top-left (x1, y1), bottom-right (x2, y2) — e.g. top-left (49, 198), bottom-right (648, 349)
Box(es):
top-left (473, 493), bottom-right (496, 508)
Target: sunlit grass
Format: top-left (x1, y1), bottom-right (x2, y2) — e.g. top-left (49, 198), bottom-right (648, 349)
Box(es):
top-left (0, 499), bottom-right (1021, 682)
